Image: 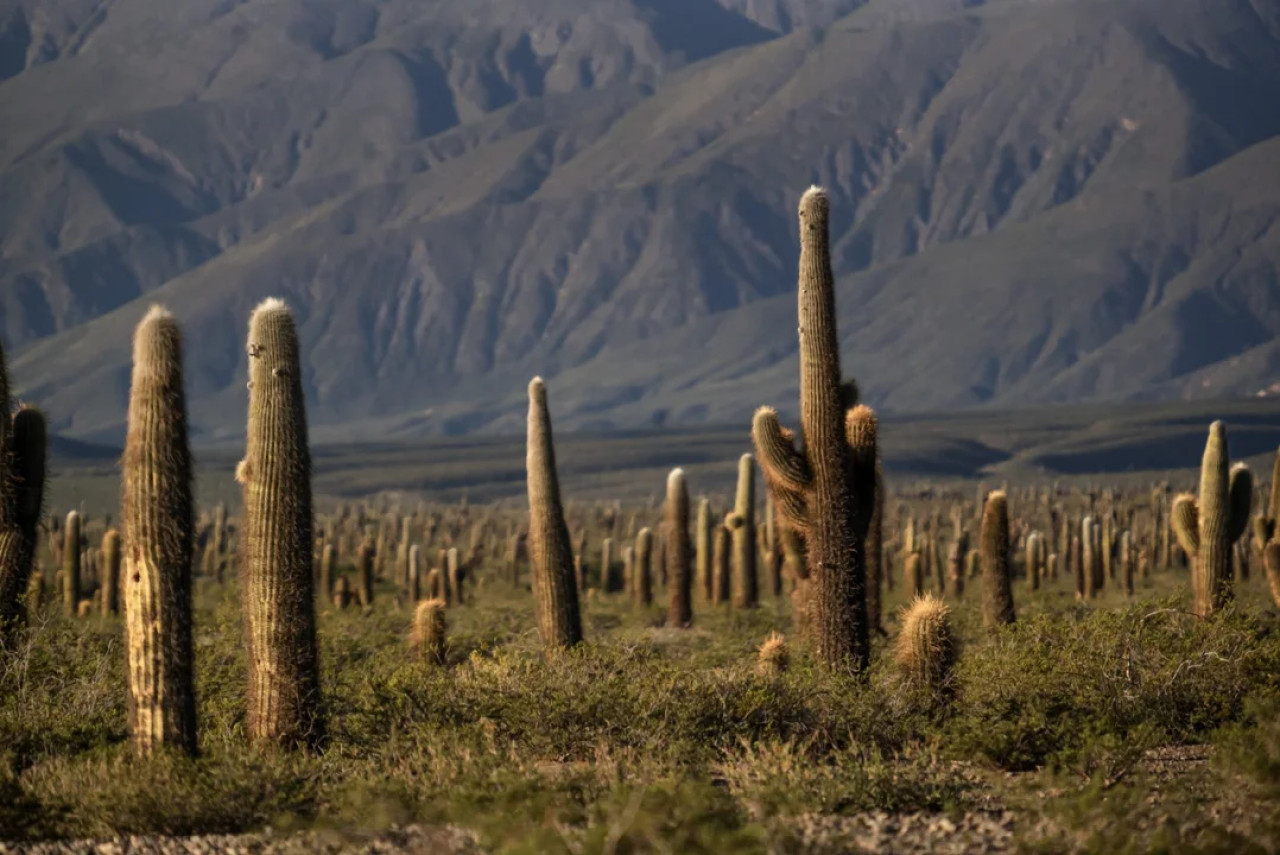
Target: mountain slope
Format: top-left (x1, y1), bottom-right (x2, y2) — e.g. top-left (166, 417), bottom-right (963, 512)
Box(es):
top-left (2, 0), bottom-right (1280, 441)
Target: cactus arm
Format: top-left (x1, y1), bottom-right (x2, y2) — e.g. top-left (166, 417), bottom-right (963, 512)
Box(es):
top-left (752, 407), bottom-right (810, 494)
top-left (1170, 494), bottom-right (1199, 558)
top-left (1228, 463), bottom-right (1253, 543)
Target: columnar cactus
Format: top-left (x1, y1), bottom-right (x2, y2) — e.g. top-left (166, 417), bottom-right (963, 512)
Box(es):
top-left (407, 544), bottom-right (421, 603)
top-left (904, 551), bottom-right (923, 597)
top-left (635, 527), bottom-right (653, 607)
top-left (712, 523), bottom-right (731, 605)
top-left (1081, 516), bottom-right (1098, 599)
top-left (894, 594), bottom-right (955, 693)
top-left (1171, 421), bottom-right (1252, 617)
top-left (447, 547), bottom-right (462, 605)
top-left (980, 491), bottom-right (1015, 627)
top-left (1256, 447), bottom-right (1280, 606)
top-left (238, 298), bottom-right (324, 750)
top-left (63, 510), bottom-right (81, 617)
top-left (525, 377), bottom-right (584, 650)
top-left (764, 494), bottom-right (782, 597)
top-left (727, 455), bottom-right (757, 609)
top-left (101, 529), bottom-right (121, 616)
top-left (319, 542), bottom-right (336, 604)
top-left (695, 498), bottom-right (713, 602)
top-left (1120, 530), bottom-right (1134, 596)
top-left (865, 468), bottom-right (884, 634)
top-left (356, 541), bottom-right (375, 607)
top-left (752, 187), bottom-right (874, 672)
top-left (0, 397), bottom-right (47, 639)
top-left (666, 468), bottom-right (692, 627)
top-left (121, 305), bottom-right (198, 756)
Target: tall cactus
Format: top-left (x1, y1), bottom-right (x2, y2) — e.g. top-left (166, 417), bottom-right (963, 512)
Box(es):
top-left (525, 377), bottom-right (583, 651)
top-left (695, 498), bottom-right (713, 602)
top-left (752, 187), bottom-right (874, 672)
top-left (1256, 447), bottom-right (1280, 606)
top-left (727, 455), bottom-right (757, 609)
top-left (635, 527), bottom-right (653, 607)
top-left (121, 305), bottom-right (198, 756)
top-left (666, 468), bottom-right (692, 627)
top-left (238, 298), bottom-right (324, 750)
top-left (101, 529), bottom-right (121, 616)
top-left (980, 491), bottom-right (1015, 627)
top-left (1171, 421), bottom-right (1252, 617)
top-left (62, 510), bottom-right (81, 617)
top-left (0, 397), bottom-right (47, 640)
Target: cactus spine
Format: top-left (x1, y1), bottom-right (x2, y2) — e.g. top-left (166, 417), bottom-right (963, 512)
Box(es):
top-left (410, 598), bottom-right (447, 665)
top-left (980, 491), bottom-right (1015, 627)
top-left (238, 298), bottom-right (324, 750)
top-left (752, 187), bottom-right (873, 672)
top-left (1171, 422), bottom-right (1252, 617)
top-left (728, 455), bottom-right (757, 609)
top-left (525, 377), bottom-right (583, 650)
top-left (666, 468), bottom-right (692, 627)
top-left (121, 306), bottom-right (198, 757)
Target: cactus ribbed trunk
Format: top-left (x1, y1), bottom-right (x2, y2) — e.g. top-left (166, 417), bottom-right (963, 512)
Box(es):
top-left (525, 378), bottom-right (583, 651)
top-left (666, 469), bottom-right (692, 627)
top-left (865, 469), bottom-right (884, 634)
top-left (122, 306), bottom-right (198, 757)
top-left (101, 529), bottom-right (121, 616)
top-left (752, 187), bottom-right (869, 672)
top-left (980, 491), bottom-right (1015, 627)
top-left (635, 527), bottom-right (653, 607)
top-left (729, 455), bottom-right (757, 609)
top-left (712, 523), bottom-right (731, 605)
top-left (238, 298), bottom-right (324, 750)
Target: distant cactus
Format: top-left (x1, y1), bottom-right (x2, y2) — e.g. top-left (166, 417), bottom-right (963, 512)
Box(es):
top-left (62, 511), bottom-right (81, 617)
top-left (712, 523), bottom-right (731, 605)
top-left (410, 598), bottom-right (447, 665)
top-left (695, 498), bottom-right (713, 602)
top-left (1024, 532), bottom-right (1041, 591)
top-left (121, 305), bottom-right (198, 757)
top-left (904, 552), bottom-right (924, 597)
top-left (894, 594), bottom-right (955, 692)
top-left (319, 542), bottom-right (336, 604)
top-left (751, 187), bottom-right (874, 672)
top-left (238, 298), bottom-right (324, 750)
top-left (101, 529), bottom-right (121, 616)
top-left (980, 491), bottom-right (1015, 627)
top-left (525, 378), bottom-right (583, 651)
top-left (407, 544), bottom-right (421, 603)
top-left (1120, 530), bottom-right (1134, 596)
top-left (729, 455), bottom-right (757, 609)
top-left (1256, 447), bottom-right (1280, 607)
top-left (1171, 422), bottom-right (1253, 617)
top-left (447, 547), bottom-right (463, 605)
top-left (865, 467), bottom-right (885, 634)
top-left (756, 631), bottom-right (789, 678)
top-left (666, 469), bottom-right (693, 627)
top-left (635, 527), bottom-right (654, 607)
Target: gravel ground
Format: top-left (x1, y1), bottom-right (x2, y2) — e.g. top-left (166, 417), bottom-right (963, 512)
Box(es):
top-left (0, 826), bottom-right (482, 855)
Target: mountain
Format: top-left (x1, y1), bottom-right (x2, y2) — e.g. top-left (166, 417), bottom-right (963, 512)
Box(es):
top-left (1, 0), bottom-right (1279, 443)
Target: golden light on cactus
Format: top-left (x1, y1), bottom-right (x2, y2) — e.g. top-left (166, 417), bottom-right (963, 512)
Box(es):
top-left (980, 491), bottom-right (1015, 628)
top-left (666, 467), bottom-right (693, 627)
top-left (756, 631), bottom-right (789, 678)
top-left (730, 455), bottom-right (757, 609)
top-left (121, 304), bottom-right (198, 757)
top-left (240, 297), bottom-right (325, 750)
top-left (410, 598), bottom-right (447, 666)
top-left (894, 594), bottom-right (955, 692)
top-left (525, 377), bottom-right (583, 650)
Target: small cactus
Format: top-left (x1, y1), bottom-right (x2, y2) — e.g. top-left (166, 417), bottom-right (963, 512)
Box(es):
top-left (695, 498), bottom-right (713, 602)
top-left (62, 511), bottom-right (81, 617)
top-left (635, 527), bottom-right (654, 607)
top-left (121, 305), bottom-right (198, 756)
top-left (894, 594), bottom-right (955, 692)
top-left (238, 298), bottom-right (324, 750)
top-left (756, 631), bottom-right (789, 678)
top-left (980, 491), bottom-right (1016, 627)
top-left (410, 598), bottom-right (447, 665)
top-left (729, 455), bottom-right (757, 609)
top-left (1171, 422), bottom-right (1252, 617)
top-left (525, 378), bottom-right (583, 650)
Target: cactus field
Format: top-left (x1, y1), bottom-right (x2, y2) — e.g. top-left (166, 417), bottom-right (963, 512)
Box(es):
top-left (1, 192), bottom-right (1280, 854)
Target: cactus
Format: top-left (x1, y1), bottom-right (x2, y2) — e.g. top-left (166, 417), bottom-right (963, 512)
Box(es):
top-left (62, 510), bottom-right (81, 617)
top-left (121, 305), bottom-right (198, 756)
top-left (712, 523), bottom-right (731, 605)
top-left (1120, 530), bottom-right (1134, 595)
top-left (752, 187), bottom-right (873, 672)
top-left (101, 529), bottom-right (121, 616)
top-left (756, 631), bottom-right (789, 678)
top-left (894, 594), bottom-right (954, 692)
top-left (238, 298), bottom-right (324, 750)
top-left (356, 540), bottom-right (375, 607)
top-left (601, 537), bottom-right (619, 593)
top-left (0, 401), bottom-right (47, 639)
top-left (695, 498), bottom-right (713, 602)
top-left (1081, 516), bottom-right (1098, 599)
top-left (666, 468), bottom-right (693, 627)
top-left (319, 543), bottom-right (336, 604)
top-left (447, 547), bottom-right (462, 605)
top-left (728, 455), bottom-right (757, 609)
top-left (407, 544), bottom-right (421, 603)
top-left (635, 527), bottom-right (654, 607)
top-left (525, 377), bottom-right (584, 651)
top-left (410, 598), bottom-right (447, 665)
top-left (980, 491), bottom-right (1015, 627)
top-left (1170, 422), bottom-right (1253, 617)
top-left (1256, 447), bottom-right (1280, 607)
